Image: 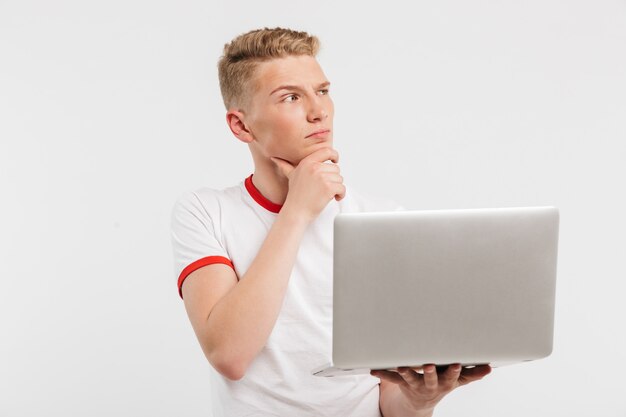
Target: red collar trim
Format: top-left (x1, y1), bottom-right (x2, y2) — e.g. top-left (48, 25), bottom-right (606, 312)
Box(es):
top-left (244, 174), bottom-right (283, 214)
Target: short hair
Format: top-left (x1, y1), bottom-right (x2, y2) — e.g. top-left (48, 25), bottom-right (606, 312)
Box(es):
top-left (217, 27), bottom-right (320, 110)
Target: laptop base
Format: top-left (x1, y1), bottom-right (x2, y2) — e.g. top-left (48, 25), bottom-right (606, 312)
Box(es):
top-left (312, 361), bottom-right (515, 377)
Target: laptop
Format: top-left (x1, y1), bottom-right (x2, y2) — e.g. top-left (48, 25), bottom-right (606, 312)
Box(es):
top-left (312, 206), bottom-right (559, 377)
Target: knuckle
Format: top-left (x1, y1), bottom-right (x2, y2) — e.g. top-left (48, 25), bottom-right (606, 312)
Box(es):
top-left (309, 164), bottom-right (321, 175)
top-left (425, 385), bottom-right (439, 395)
top-left (442, 379), bottom-right (456, 390)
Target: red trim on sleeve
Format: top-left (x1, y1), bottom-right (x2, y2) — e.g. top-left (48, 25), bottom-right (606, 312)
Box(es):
top-left (244, 174), bottom-right (283, 214)
top-left (177, 256), bottom-right (235, 299)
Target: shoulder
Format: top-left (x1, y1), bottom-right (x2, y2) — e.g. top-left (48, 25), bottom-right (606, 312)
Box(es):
top-left (171, 183), bottom-right (243, 223)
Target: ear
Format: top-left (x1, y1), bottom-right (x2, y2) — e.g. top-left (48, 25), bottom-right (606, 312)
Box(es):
top-left (226, 110), bottom-right (254, 144)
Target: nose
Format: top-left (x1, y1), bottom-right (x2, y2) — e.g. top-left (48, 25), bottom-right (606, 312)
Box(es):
top-left (307, 96), bottom-right (328, 122)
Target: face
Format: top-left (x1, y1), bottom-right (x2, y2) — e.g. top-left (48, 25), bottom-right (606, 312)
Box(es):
top-left (229, 55), bottom-right (334, 166)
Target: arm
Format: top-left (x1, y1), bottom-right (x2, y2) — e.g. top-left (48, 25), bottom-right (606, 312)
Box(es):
top-left (182, 208), bottom-right (309, 380)
top-left (182, 147), bottom-right (345, 381)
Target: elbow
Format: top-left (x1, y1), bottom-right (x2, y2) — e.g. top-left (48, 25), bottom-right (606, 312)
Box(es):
top-left (208, 349), bottom-right (249, 381)
top-left (219, 362), bottom-right (246, 382)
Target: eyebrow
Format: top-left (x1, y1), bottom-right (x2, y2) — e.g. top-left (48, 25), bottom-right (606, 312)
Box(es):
top-left (270, 81), bottom-right (331, 96)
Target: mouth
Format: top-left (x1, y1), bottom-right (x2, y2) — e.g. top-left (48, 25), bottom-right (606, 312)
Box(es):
top-left (306, 129), bottom-right (331, 139)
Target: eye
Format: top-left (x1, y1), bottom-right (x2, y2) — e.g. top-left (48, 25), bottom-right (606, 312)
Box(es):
top-left (283, 94), bottom-right (299, 102)
top-left (319, 89), bottom-right (330, 95)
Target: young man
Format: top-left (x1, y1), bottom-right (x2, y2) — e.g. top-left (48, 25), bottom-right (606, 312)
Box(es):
top-left (170, 27), bottom-right (491, 417)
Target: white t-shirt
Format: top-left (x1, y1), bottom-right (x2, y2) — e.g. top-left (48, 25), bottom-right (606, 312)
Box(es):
top-left (170, 174), bottom-right (405, 417)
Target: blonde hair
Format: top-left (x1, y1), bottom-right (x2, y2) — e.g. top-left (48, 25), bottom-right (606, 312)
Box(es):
top-left (218, 27), bottom-right (320, 110)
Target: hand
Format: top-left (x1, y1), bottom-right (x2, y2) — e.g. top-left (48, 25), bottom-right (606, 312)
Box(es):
top-left (270, 147), bottom-right (346, 222)
top-left (370, 363), bottom-right (491, 413)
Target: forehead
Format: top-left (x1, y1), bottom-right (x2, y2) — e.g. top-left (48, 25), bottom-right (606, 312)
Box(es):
top-left (252, 55), bottom-right (327, 94)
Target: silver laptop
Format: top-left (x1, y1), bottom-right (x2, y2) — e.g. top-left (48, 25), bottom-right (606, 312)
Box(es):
top-left (312, 206), bottom-right (559, 377)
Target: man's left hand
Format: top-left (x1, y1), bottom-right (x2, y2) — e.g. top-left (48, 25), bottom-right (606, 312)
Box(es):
top-left (371, 363), bottom-right (492, 413)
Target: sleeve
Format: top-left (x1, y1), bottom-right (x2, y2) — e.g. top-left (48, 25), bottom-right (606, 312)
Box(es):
top-left (170, 191), bottom-right (235, 300)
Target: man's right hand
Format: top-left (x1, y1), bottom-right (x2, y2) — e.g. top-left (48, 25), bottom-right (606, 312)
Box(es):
top-left (270, 147), bottom-right (346, 222)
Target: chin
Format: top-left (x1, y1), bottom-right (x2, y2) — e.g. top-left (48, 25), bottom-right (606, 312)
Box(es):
top-left (307, 137), bottom-right (333, 147)
top-left (289, 141), bottom-right (334, 165)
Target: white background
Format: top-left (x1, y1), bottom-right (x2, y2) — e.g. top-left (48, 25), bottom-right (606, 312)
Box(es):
top-left (1, 0), bottom-right (625, 415)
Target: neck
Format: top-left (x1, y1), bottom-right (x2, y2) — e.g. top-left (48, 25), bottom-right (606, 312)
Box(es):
top-left (250, 156), bottom-right (290, 206)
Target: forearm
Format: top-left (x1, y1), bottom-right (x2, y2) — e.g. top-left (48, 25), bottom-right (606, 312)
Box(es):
top-left (379, 382), bottom-right (434, 417)
top-left (205, 207), bottom-right (309, 373)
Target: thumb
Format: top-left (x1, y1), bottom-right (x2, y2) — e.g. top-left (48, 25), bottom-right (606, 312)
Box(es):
top-left (270, 157), bottom-right (295, 178)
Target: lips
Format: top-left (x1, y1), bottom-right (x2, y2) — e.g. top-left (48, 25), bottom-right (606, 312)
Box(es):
top-left (306, 129), bottom-right (330, 138)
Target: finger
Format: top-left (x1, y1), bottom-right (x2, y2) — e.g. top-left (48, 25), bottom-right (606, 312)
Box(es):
top-left (270, 157), bottom-right (295, 177)
top-left (370, 370), bottom-right (407, 386)
top-left (304, 147), bottom-right (339, 164)
top-left (441, 363), bottom-right (462, 388)
top-left (458, 365), bottom-right (492, 386)
top-left (323, 172), bottom-right (343, 184)
top-left (333, 183), bottom-right (346, 201)
top-left (422, 364), bottom-right (438, 390)
top-left (317, 162), bottom-right (340, 173)
top-left (396, 367), bottom-right (423, 389)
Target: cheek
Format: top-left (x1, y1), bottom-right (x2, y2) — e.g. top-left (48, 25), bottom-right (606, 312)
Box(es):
top-left (257, 107), bottom-right (307, 150)
top-left (273, 111), bottom-right (306, 138)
